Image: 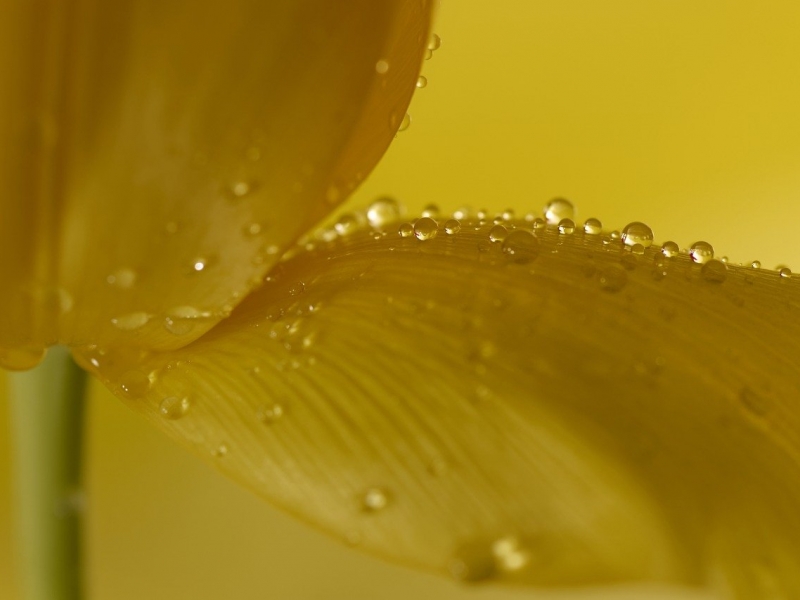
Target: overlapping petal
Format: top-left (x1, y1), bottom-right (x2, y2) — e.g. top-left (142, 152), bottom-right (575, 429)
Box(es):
top-left (0, 0), bottom-right (433, 368)
top-left (89, 214), bottom-right (800, 596)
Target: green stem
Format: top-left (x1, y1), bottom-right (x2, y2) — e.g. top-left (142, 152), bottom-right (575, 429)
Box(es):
top-left (9, 347), bottom-right (87, 600)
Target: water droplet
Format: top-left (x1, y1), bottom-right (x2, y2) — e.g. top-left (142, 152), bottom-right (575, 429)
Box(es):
top-left (488, 224), bottom-right (508, 243)
top-left (257, 404), bottom-right (284, 424)
top-left (543, 198), bottom-right (574, 224)
top-left (531, 218), bottom-right (546, 231)
top-left (398, 113), bottom-right (411, 132)
top-left (453, 207), bottom-right (470, 220)
top-left (360, 487), bottom-right (390, 513)
top-left (661, 241), bottom-right (680, 258)
top-left (449, 541), bottom-right (497, 583)
top-left (444, 219), bottom-right (461, 235)
top-left (599, 264), bottom-right (628, 292)
top-left (111, 312), bottom-right (152, 331)
top-left (751, 260), bottom-right (761, 269)
top-left (502, 230), bottom-right (539, 263)
top-left (214, 443), bottom-right (228, 458)
top-left (421, 204), bottom-right (440, 219)
top-left (621, 221), bottom-right (654, 248)
top-left (701, 259), bottom-right (727, 283)
top-left (424, 48), bottom-right (433, 60)
top-left (583, 218), bottom-right (602, 235)
top-left (416, 75), bottom-right (428, 88)
top-left (230, 181), bottom-right (252, 198)
top-left (243, 222), bottom-right (263, 237)
top-left (334, 213), bottom-right (359, 236)
top-left (689, 241), bottom-right (714, 264)
top-left (557, 218), bottom-right (575, 235)
top-left (191, 257), bottom-right (211, 272)
top-left (492, 536), bottom-right (530, 573)
top-left (159, 396), bottom-right (190, 420)
top-left (119, 370), bottom-right (151, 399)
top-left (367, 196), bottom-right (401, 227)
top-left (779, 267), bottom-right (792, 279)
top-left (0, 347), bottom-right (47, 371)
top-left (375, 59), bottom-right (389, 74)
top-left (427, 33), bottom-right (441, 51)
top-left (630, 243), bottom-right (646, 256)
top-left (398, 222), bottom-right (414, 238)
top-left (414, 217), bottom-right (438, 240)
top-left (106, 267), bottom-right (137, 289)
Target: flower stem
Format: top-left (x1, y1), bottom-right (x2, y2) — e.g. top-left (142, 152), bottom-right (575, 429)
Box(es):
top-left (9, 347), bottom-right (87, 600)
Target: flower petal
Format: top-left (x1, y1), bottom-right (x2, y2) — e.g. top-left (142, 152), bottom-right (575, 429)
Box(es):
top-left (0, 0), bottom-right (432, 368)
top-left (89, 214), bottom-right (800, 595)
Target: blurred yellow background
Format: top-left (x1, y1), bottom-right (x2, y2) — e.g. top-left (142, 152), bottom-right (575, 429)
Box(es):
top-left (3, 1), bottom-right (800, 598)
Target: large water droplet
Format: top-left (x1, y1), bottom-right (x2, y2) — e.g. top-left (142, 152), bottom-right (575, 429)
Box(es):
top-left (689, 241), bottom-right (714, 264)
top-left (414, 217), bottom-right (438, 240)
top-left (599, 264), bottom-right (628, 292)
top-left (367, 196), bottom-right (401, 227)
top-left (583, 218), bottom-right (602, 235)
top-left (661, 241), bottom-right (680, 258)
top-left (444, 219), bottom-right (461, 235)
top-left (0, 347), bottom-right (47, 371)
top-left (543, 198), bottom-right (574, 224)
top-left (501, 230), bottom-right (539, 264)
top-left (557, 218), bottom-right (575, 235)
top-left (159, 396), bottom-right (190, 420)
top-left (488, 224), bottom-right (508, 243)
top-left (621, 221), bottom-right (654, 248)
top-left (701, 259), bottom-right (727, 283)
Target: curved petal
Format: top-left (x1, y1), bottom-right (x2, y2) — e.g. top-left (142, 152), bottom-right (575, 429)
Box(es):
top-left (0, 0), bottom-right (433, 368)
top-left (89, 213), bottom-right (800, 596)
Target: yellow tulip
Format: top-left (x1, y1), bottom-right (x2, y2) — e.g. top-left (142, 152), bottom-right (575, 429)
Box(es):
top-left (3, 2), bottom-right (800, 600)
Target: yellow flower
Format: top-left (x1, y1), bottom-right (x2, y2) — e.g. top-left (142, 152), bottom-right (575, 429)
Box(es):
top-left (3, 3), bottom-right (800, 600)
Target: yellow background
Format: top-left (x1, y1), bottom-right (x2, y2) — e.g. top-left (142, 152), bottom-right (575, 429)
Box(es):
top-left (3, 1), bottom-right (800, 598)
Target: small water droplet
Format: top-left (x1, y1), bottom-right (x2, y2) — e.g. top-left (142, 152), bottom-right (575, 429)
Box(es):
top-left (502, 230), bottom-right (539, 263)
top-left (444, 219), bottom-right (461, 234)
top-left (701, 259), bottom-right (727, 283)
top-left (398, 113), bottom-right (411, 132)
top-left (230, 181), bottom-right (252, 198)
top-left (106, 267), bottom-right (137, 289)
top-left (334, 213), bottom-right (359, 236)
top-left (557, 218), bottom-right (575, 235)
top-left (621, 221), bottom-right (654, 248)
top-left (543, 198), bottom-right (574, 224)
top-left (751, 260), bottom-right (761, 269)
top-left (257, 404), bottom-right (284, 424)
top-left (191, 257), bottom-right (211, 272)
top-left (661, 241), bottom-right (680, 258)
top-left (414, 217), bottom-right (438, 240)
top-left (583, 218), bottom-right (602, 235)
top-left (159, 396), bottom-right (190, 420)
top-left (119, 370), bottom-right (151, 399)
top-left (599, 264), bottom-right (628, 292)
top-left (488, 224), bottom-right (507, 243)
top-left (689, 241), bottom-right (714, 264)
top-left (375, 59), bottom-right (389, 74)
top-left (367, 196), bottom-right (401, 227)
top-left (416, 75), bottom-right (428, 89)
top-left (214, 443), bottom-right (228, 458)
top-left (398, 222), bottom-right (414, 238)
top-left (630, 243), bottom-right (645, 256)
top-left (360, 487), bottom-right (390, 513)
top-left (779, 266), bottom-right (792, 279)
top-left (428, 33), bottom-right (441, 50)
top-left (111, 312), bottom-right (152, 331)
top-left (531, 218), bottom-right (546, 231)
top-left (492, 536), bottom-right (530, 573)
top-left (243, 222), bottom-right (263, 237)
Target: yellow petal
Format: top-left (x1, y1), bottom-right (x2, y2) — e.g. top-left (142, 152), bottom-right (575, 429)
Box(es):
top-left (0, 0), bottom-right (433, 368)
top-left (89, 214), bottom-right (800, 595)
